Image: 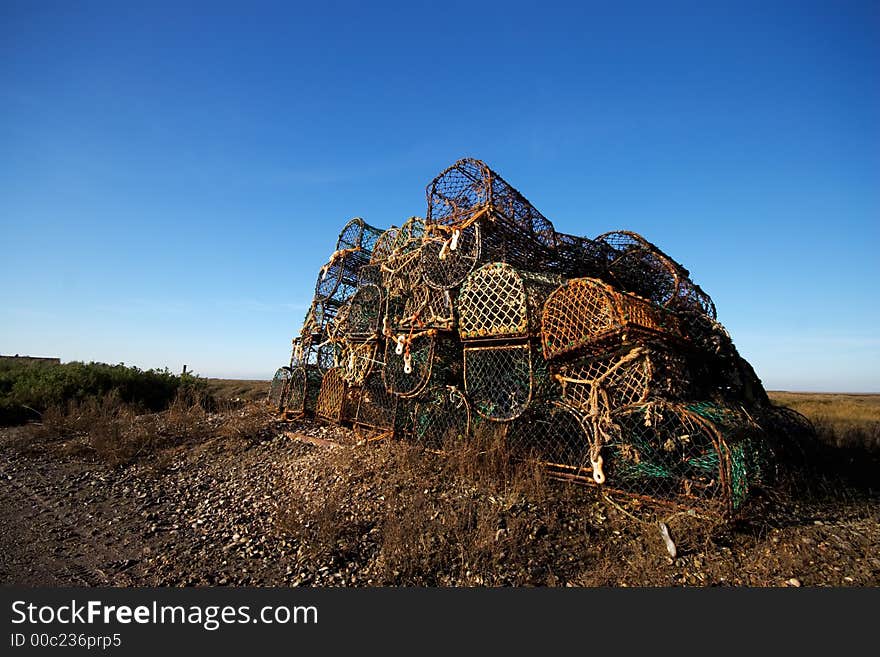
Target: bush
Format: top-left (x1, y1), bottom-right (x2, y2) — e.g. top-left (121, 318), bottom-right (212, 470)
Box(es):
top-left (0, 360), bottom-right (207, 426)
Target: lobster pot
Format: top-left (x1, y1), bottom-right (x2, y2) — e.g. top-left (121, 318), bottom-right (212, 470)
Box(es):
top-left (286, 366), bottom-right (323, 415)
top-left (386, 282), bottom-right (456, 331)
top-left (380, 236), bottom-right (424, 293)
top-left (554, 345), bottom-right (691, 413)
top-left (463, 340), bottom-right (555, 422)
top-left (458, 263), bottom-right (561, 340)
top-left (596, 231), bottom-right (716, 318)
top-left (267, 366), bottom-right (293, 412)
top-left (300, 299), bottom-right (341, 341)
top-left (356, 262), bottom-right (384, 288)
top-left (338, 339), bottom-right (381, 385)
top-left (506, 401), bottom-right (593, 475)
top-left (756, 405), bottom-right (815, 466)
top-left (370, 227), bottom-right (400, 264)
top-left (291, 336), bottom-right (337, 374)
top-left (420, 219), bottom-right (560, 291)
top-left (315, 367), bottom-right (361, 423)
top-left (426, 158), bottom-right (557, 245)
top-left (541, 277), bottom-right (683, 361)
top-left (313, 218), bottom-right (382, 305)
top-left (353, 371), bottom-right (398, 431)
top-left (314, 249), bottom-right (371, 305)
top-left (677, 311), bottom-right (769, 408)
top-left (382, 333), bottom-right (462, 398)
top-left (371, 216), bottom-right (425, 266)
top-left (337, 216), bottom-right (384, 255)
top-left (405, 386), bottom-right (471, 450)
top-left (345, 284), bottom-right (384, 339)
top-left (603, 401), bottom-right (772, 517)
top-left (552, 233), bottom-right (613, 279)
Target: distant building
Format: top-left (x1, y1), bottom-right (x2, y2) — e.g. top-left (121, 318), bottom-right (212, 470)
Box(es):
top-left (0, 354), bottom-right (61, 366)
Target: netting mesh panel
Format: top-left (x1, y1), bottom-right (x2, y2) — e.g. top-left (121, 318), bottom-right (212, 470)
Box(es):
top-left (507, 401), bottom-right (593, 472)
top-left (458, 262), bottom-right (561, 340)
top-left (420, 223), bottom-right (481, 290)
top-left (316, 367), bottom-right (359, 423)
top-left (555, 345), bottom-right (691, 412)
top-left (406, 386), bottom-right (471, 450)
top-left (339, 340), bottom-right (380, 385)
top-left (336, 217), bottom-right (383, 253)
top-left (267, 366), bottom-right (293, 412)
top-left (757, 405), bottom-right (816, 465)
top-left (677, 311), bottom-right (770, 407)
top-left (552, 233), bottom-right (612, 278)
top-left (370, 227), bottom-right (400, 263)
top-left (597, 231), bottom-right (716, 318)
top-left (541, 277), bottom-right (683, 360)
top-left (464, 341), bottom-right (553, 421)
top-left (396, 283), bottom-right (456, 331)
top-left (426, 158), bottom-right (557, 247)
top-left (345, 284), bottom-right (383, 339)
top-left (597, 401), bottom-right (774, 516)
top-left (382, 334), bottom-right (462, 398)
top-left (287, 366), bottom-right (322, 414)
top-left (314, 251), bottom-right (369, 304)
top-left (354, 371), bottom-right (398, 431)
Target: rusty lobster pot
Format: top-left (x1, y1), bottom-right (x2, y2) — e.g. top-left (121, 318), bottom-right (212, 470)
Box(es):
top-left (541, 277), bottom-right (685, 361)
top-left (315, 367), bottom-right (360, 424)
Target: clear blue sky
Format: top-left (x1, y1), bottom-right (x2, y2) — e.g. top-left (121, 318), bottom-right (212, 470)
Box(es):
top-left (2, 1), bottom-right (878, 391)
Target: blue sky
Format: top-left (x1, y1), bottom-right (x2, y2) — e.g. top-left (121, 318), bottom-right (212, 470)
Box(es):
top-left (1, 1), bottom-right (878, 391)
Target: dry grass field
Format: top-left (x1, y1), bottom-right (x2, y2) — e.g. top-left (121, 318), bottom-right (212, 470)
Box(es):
top-left (768, 391), bottom-right (880, 452)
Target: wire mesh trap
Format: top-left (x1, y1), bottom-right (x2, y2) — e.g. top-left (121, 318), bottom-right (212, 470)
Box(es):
top-left (314, 218), bottom-right (383, 305)
top-left (506, 400), bottom-right (594, 476)
top-left (541, 277), bottom-right (685, 361)
top-left (386, 281), bottom-right (456, 332)
top-left (353, 370), bottom-right (399, 432)
top-left (267, 366), bottom-right (293, 412)
top-left (286, 365), bottom-right (323, 415)
top-left (458, 262), bottom-right (562, 340)
top-left (426, 158), bottom-right (557, 247)
top-left (315, 367), bottom-right (361, 424)
top-left (596, 230), bottom-right (716, 318)
top-left (268, 158), bottom-right (780, 524)
top-left (463, 340), bottom-right (555, 422)
top-left (338, 339), bottom-right (381, 385)
top-left (402, 385), bottom-right (472, 450)
top-left (344, 284), bottom-right (384, 339)
top-left (420, 159), bottom-right (565, 289)
top-left (553, 344), bottom-right (691, 413)
top-left (382, 332), bottom-right (462, 398)
top-left (600, 401), bottom-right (773, 518)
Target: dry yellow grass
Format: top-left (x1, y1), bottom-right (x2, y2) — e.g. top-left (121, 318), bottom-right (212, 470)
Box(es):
top-left (768, 391), bottom-right (880, 451)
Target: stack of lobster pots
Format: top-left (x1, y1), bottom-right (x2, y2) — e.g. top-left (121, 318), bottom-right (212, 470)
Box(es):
top-left (268, 158), bottom-right (800, 520)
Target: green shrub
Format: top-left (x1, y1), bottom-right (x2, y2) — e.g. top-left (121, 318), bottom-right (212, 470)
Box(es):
top-left (0, 360), bottom-right (207, 425)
